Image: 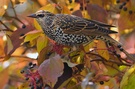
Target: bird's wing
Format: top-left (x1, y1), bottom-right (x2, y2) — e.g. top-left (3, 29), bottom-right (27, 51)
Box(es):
top-left (54, 14), bottom-right (117, 36)
top-left (85, 19), bottom-right (115, 27)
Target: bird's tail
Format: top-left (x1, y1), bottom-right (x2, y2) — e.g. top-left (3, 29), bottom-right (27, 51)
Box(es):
top-left (103, 35), bottom-right (135, 61)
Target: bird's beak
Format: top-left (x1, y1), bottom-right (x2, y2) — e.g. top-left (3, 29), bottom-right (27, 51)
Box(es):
top-left (27, 14), bottom-right (37, 18)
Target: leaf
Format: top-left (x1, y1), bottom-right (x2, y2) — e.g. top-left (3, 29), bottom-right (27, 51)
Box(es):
top-left (34, 19), bottom-right (42, 30)
top-left (37, 44), bottom-right (52, 65)
top-left (58, 3), bottom-right (71, 14)
top-left (5, 35), bottom-right (13, 55)
top-left (54, 63), bottom-right (73, 89)
top-left (18, 82), bottom-right (29, 89)
top-left (24, 30), bottom-right (42, 43)
top-left (38, 54), bottom-right (64, 87)
top-left (4, 25), bottom-right (34, 55)
top-left (118, 2), bottom-right (135, 31)
top-left (37, 0), bottom-right (48, 6)
top-left (72, 10), bottom-right (83, 17)
top-left (0, 37), bottom-right (5, 56)
top-left (0, 0), bottom-right (9, 16)
top-left (36, 34), bottom-right (49, 53)
top-left (39, 4), bottom-right (59, 14)
top-left (120, 64), bottom-right (135, 89)
top-left (96, 40), bottom-right (109, 60)
top-left (82, 10), bottom-right (91, 19)
top-left (0, 68), bottom-right (9, 89)
top-left (84, 41), bottom-right (95, 52)
top-left (86, 4), bottom-right (108, 23)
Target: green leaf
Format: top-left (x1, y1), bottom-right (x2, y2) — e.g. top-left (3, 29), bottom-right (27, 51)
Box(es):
top-left (120, 64), bottom-right (135, 89)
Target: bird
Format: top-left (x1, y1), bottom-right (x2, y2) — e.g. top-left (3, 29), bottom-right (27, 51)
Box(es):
top-left (28, 10), bottom-right (135, 61)
top-left (28, 10), bottom-right (120, 47)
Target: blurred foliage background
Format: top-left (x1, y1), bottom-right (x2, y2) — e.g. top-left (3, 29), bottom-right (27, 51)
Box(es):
top-left (0, 0), bottom-right (135, 89)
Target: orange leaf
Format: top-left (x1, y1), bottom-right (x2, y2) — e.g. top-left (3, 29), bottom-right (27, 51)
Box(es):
top-left (0, 68), bottom-right (9, 89)
top-left (0, 0), bottom-right (9, 16)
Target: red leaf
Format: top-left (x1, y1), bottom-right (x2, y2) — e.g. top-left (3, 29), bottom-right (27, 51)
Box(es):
top-left (4, 25), bottom-right (34, 55)
top-left (87, 4), bottom-right (108, 23)
top-left (38, 54), bottom-right (64, 87)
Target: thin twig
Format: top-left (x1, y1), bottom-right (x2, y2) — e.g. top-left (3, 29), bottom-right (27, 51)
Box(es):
top-left (87, 52), bottom-right (131, 66)
top-left (0, 20), bottom-right (13, 32)
top-left (10, 0), bottom-right (17, 17)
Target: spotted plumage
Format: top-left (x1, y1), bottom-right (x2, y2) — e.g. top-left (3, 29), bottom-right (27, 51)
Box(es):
top-left (28, 10), bottom-right (119, 46)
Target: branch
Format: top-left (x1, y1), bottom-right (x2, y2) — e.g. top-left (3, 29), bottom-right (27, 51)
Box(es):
top-left (0, 20), bottom-right (13, 32)
top-left (10, 0), bottom-right (17, 17)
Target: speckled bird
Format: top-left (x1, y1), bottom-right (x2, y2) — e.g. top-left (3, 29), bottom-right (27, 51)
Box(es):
top-left (28, 10), bottom-right (119, 46)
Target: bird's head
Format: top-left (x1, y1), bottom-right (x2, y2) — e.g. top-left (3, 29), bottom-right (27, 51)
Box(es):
top-left (28, 10), bottom-right (54, 18)
top-left (28, 10), bottom-right (55, 26)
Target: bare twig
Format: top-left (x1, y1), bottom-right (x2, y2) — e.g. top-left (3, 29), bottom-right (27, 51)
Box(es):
top-left (10, 0), bottom-right (17, 17)
top-left (0, 20), bottom-right (13, 32)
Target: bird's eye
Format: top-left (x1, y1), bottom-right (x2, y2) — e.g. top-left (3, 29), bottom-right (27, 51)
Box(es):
top-left (37, 14), bottom-right (44, 17)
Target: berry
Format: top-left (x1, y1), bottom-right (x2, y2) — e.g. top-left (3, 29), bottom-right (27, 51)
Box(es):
top-left (117, 45), bottom-right (121, 48)
top-left (85, 6), bottom-right (87, 10)
top-left (75, 0), bottom-right (80, 3)
top-left (116, 0), bottom-right (120, 3)
top-left (129, 10), bottom-right (133, 14)
top-left (22, 24), bottom-right (26, 28)
top-left (123, 7), bottom-right (127, 11)
top-left (29, 62), bottom-right (33, 66)
top-left (31, 86), bottom-right (34, 89)
top-left (69, 0), bottom-right (72, 3)
top-left (20, 70), bottom-right (24, 74)
top-left (119, 5), bottom-right (123, 9)
top-left (116, 54), bottom-right (121, 58)
top-left (120, 47), bottom-right (123, 51)
top-left (86, 0), bottom-right (90, 3)
top-left (80, 6), bottom-right (83, 11)
top-left (100, 81), bottom-right (104, 85)
top-left (70, 8), bottom-right (73, 11)
top-left (20, 33), bottom-right (25, 37)
top-left (122, 2), bottom-right (126, 6)
top-left (25, 77), bottom-right (29, 80)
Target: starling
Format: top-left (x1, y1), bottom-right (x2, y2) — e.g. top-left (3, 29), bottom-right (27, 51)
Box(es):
top-left (28, 10), bottom-right (119, 46)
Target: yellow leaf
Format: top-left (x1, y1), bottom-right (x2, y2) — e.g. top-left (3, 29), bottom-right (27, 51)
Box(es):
top-left (18, 82), bottom-right (29, 89)
top-left (82, 10), bottom-right (91, 19)
top-left (37, 34), bottom-right (48, 53)
top-left (58, 3), bottom-right (71, 14)
top-left (39, 4), bottom-right (59, 14)
top-left (97, 40), bottom-right (109, 60)
top-left (34, 19), bottom-right (42, 30)
top-left (84, 41), bottom-right (95, 52)
top-left (24, 30), bottom-right (42, 43)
